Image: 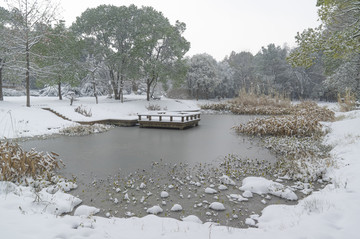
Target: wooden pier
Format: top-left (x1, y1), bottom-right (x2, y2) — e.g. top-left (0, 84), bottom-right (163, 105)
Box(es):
top-left (76, 119), bottom-right (138, 127)
top-left (138, 111), bottom-right (201, 130)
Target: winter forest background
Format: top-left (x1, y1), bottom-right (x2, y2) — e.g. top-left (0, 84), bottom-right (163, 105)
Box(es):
top-left (0, 0), bottom-right (359, 105)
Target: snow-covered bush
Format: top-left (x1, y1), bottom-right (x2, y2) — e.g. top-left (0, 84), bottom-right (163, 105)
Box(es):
top-left (145, 103), bottom-right (161, 111)
top-left (337, 89), bottom-right (357, 112)
top-left (263, 136), bottom-right (334, 182)
top-left (0, 140), bottom-right (63, 182)
top-left (3, 89), bottom-right (26, 96)
top-left (74, 105), bottom-right (92, 117)
top-left (59, 124), bottom-right (111, 136)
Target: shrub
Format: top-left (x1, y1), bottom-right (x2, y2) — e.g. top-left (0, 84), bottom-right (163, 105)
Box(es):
top-left (201, 89), bottom-right (292, 115)
top-left (338, 89), bottom-right (356, 112)
top-left (146, 103), bottom-right (161, 111)
top-left (0, 140), bottom-right (63, 182)
top-left (74, 105), bottom-right (92, 117)
top-left (59, 124), bottom-right (111, 136)
top-left (230, 88), bottom-right (291, 109)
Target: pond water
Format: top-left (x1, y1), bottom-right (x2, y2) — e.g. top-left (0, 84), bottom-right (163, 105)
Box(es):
top-left (20, 114), bottom-right (288, 228)
top-left (21, 114), bottom-right (276, 179)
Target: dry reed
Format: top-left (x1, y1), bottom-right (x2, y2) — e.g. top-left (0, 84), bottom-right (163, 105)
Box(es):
top-left (0, 140), bottom-right (63, 182)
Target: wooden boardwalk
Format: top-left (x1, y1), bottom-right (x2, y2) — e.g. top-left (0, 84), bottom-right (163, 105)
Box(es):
top-left (43, 107), bottom-right (200, 129)
top-left (138, 111), bottom-right (200, 130)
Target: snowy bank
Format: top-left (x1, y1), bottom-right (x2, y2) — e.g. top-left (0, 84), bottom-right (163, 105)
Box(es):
top-left (0, 95), bottom-right (200, 139)
top-left (0, 98), bottom-right (359, 238)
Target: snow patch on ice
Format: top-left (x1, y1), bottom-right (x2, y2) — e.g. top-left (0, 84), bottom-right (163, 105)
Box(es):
top-left (240, 177), bottom-right (298, 201)
top-left (181, 215), bottom-right (203, 224)
top-left (146, 205), bottom-right (163, 215)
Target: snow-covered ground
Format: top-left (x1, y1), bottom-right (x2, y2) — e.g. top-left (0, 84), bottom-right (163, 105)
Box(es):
top-left (0, 96), bottom-right (359, 238)
top-left (0, 95), bottom-right (201, 139)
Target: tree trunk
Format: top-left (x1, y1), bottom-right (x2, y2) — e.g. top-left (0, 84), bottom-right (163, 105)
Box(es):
top-left (26, 41), bottom-right (30, 107)
top-left (146, 78), bottom-right (151, 101)
top-left (109, 70), bottom-right (119, 100)
top-left (0, 64), bottom-right (3, 101)
top-left (58, 81), bottom-right (62, 100)
top-left (93, 81), bottom-right (98, 104)
top-left (120, 75), bottom-right (124, 103)
top-left (196, 82), bottom-right (200, 101)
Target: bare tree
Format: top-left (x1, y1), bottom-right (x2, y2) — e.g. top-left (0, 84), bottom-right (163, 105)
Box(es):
top-left (5, 0), bottom-right (59, 107)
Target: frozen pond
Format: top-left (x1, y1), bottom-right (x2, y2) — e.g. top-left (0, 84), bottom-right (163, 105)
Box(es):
top-left (21, 114), bottom-right (276, 179)
top-left (21, 114), bottom-right (287, 227)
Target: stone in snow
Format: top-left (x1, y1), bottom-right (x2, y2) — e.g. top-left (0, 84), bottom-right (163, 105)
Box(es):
top-left (139, 183), bottom-right (146, 189)
top-left (205, 187), bottom-right (217, 194)
top-left (125, 212), bottom-right (135, 217)
top-left (181, 215), bottom-right (203, 224)
top-left (209, 202), bottom-right (226, 211)
top-left (219, 175), bottom-right (236, 185)
top-left (74, 205), bottom-right (100, 217)
top-left (146, 205), bottom-right (163, 215)
top-left (242, 190), bottom-right (253, 198)
top-left (240, 176), bottom-right (298, 200)
top-left (218, 184), bottom-right (228, 190)
top-left (170, 204), bottom-right (183, 212)
top-left (228, 194), bottom-right (248, 202)
top-left (245, 218), bottom-right (256, 226)
top-left (124, 193), bottom-right (130, 201)
top-left (160, 191), bottom-right (169, 198)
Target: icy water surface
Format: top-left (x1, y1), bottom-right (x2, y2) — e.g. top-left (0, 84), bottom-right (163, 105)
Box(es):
top-left (21, 115), bottom-right (275, 178)
top-left (21, 114), bottom-right (306, 228)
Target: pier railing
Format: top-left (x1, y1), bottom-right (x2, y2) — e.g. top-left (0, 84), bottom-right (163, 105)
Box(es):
top-left (138, 111), bottom-right (201, 129)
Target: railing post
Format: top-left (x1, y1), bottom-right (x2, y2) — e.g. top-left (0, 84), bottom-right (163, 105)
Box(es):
top-left (138, 115), bottom-right (141, 120)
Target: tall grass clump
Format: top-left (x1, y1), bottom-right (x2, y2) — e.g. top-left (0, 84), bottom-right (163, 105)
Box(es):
top-left (0, 140), bottom-right (63, 182)
top-left (201, 88), bottom-right (292, 115)
top-left (235, 101), bottom-right (335, 182)
top-left (235, 101), bottom-right (334, 137)
top-left (337, 89), bottom-right (356, 112)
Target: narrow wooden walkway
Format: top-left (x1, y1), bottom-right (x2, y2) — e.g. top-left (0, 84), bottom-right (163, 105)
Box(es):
top-left (42, 108), bottom-right (137, 127)
top-left (138, 111), bottom-right (201, 130)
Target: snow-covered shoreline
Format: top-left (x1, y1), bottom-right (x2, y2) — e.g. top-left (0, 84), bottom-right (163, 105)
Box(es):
top-left (1, 96), bottom-right (359, 238)
top-left (0, 95), bottom-right (201, 139)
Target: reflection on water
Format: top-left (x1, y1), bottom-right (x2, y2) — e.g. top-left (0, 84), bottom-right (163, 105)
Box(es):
top-left (21, 115), bottom-right (275, 178)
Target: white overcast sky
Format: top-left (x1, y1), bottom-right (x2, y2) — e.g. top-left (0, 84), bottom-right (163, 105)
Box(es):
top-left (3, 0), bottom-right (321, 61)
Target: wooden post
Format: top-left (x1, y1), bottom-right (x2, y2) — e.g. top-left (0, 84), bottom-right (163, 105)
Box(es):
top-left (159, 116), bottom-right (162, 121)
top-left (181, 116), bottom-right (184, 122)
top-left (186, 116), bottom-right (189, 121)
top-left (149, 115), bottom-right (152, 121)
top-left (138, 115), bottom-right (141, 120)
top-left (170, 116), bottom-right (173, 121)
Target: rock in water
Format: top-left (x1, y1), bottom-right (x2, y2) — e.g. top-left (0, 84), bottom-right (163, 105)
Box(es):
top-left (209, 202), bottom-right (226, 211)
